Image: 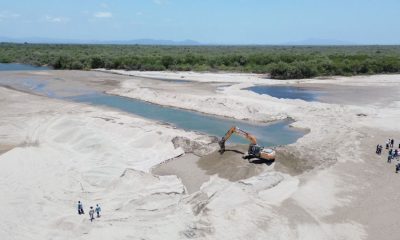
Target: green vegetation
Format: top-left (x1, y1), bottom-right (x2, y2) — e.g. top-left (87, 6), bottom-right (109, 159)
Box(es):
top-left (1, 43), bottom-right (400, 79)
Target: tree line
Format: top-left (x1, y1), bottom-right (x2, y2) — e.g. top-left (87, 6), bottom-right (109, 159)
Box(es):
top-left (1, 43), bottom-right (400, 79)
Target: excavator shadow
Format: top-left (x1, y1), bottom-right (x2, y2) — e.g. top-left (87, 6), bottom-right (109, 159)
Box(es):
top-left (247, 158), bottom-right (275, 166)
top-left (219, 149), bottom-right (245, 155)
top-left (220, 148), bottom-right (275, 166)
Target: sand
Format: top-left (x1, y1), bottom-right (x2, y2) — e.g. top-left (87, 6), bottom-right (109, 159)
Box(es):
top-left (152, 145), bottom-right (274, 194)
top-left (1, 69), bottom-right (400, 239)
top-left (103, 70), bottom-right (400, 239)
top-left (152, 153), bottom-right (208, 194)
top-left (0, 144), bottom-right (14, 155)
top-left (0, 86), bottom-right (212, 239)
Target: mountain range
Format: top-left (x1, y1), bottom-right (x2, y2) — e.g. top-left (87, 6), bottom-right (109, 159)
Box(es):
top-left (0, 36), bottom-right (359, 45)
top-left (0, 36), bottom-right (201, 45)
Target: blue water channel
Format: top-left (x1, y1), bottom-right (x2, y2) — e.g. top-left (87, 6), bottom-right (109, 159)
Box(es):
top-left (68, 93), bottom-right (305, 146)
top-left (0, 63), bottom-right (306, 147)
top-left (0, 63), bottom-right (51, 71)
top-left (247, 85), bottom-right (322, 102)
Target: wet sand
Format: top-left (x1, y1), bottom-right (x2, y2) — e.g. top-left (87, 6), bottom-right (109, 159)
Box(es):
top-left (152, 143), bottom-right (314, 194)
top-left (300, 83), bottom-right (400, 106)
top-left (196, 145), bottom-right (271, 181)
top-left (0, 145), bottom-right (14, 155)
top-left (152, 144), bottom-right (273, 193)
top-left (0, 70), bottom-right (126, 98)
top-left (152, 154), bottom-right (208, 194)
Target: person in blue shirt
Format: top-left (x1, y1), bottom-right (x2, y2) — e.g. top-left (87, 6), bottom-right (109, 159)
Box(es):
top-left (95, 204), bottom-right (101, 218)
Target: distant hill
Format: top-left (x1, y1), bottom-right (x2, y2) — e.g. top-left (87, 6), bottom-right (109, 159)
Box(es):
top-left (0, 36), bottom-right (362, 46)
top-left (284, 38), bottom-right (356, 46)
top-left (109, 39), bottom-right (200, 45)
top-left (0, 36), bottom-right (201, 45)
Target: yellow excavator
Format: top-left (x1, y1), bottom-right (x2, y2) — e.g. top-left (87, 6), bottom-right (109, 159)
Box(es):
top-left (219, 126), bottom-right (276, 161)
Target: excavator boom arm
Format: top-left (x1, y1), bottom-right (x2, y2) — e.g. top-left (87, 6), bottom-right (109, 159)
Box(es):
top-left (219, 126), bottom-right (257, 151)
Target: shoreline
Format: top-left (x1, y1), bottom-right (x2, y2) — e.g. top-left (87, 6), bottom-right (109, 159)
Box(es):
top-left (105, 90), bottom-right (290, 125)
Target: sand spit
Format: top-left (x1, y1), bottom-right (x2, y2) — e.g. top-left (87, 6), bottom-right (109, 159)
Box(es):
top-left (1, 69), bottom-right (400, 239)
top-left (0, 70), bottom-right (127, 98)
top-left (95, 69), bottom-right (272, 84)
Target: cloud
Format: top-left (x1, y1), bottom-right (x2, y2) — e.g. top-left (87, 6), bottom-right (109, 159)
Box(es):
top-left (136, 11), bottom-right (143, 16)
top-left (44, 15), bottom-right (69, 23)
top-left (0, 11), bottom-right (21, 20)
top-left (100, 3), bottom-right (108, 8)
top-left (153, 0), bottom-right (168, 5)
top-left (94, 11), bottom-right (112, 18)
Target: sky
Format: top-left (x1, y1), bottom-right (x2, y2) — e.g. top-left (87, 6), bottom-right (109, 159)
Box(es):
top-left (0, 0), bottom-right (399, 44)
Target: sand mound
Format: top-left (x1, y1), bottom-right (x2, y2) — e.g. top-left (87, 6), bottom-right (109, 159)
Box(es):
top-left (172, 136), bottom-right (219, 156)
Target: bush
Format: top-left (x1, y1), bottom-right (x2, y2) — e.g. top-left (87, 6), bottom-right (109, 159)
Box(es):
top-left (90, 56), bottom-right (105, 69)
top-left (1, 43), bottom-right (400, 79)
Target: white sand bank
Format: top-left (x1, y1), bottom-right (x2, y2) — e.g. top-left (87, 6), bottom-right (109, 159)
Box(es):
top-left (95, 69), bottom-right (272, 84)
top-left (0, 87), bottom-right (209, 239)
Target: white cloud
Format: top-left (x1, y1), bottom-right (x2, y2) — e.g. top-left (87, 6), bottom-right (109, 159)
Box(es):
top-left (136, 11), bottom-right (143, 16)
top-left (44, 15), bottom-right (69, 23)
top-left (94, 11), bottom-right (112, 18)
top-left (0, 11), bottom-right (21, 20)
top-left (100, 3), bottom-right (108, 8)
top-left (153, 0), bottom-right (168, 5)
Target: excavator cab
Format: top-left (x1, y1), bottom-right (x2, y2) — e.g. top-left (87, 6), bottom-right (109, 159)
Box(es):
top-left (248, 144), bottom-right (262, 157)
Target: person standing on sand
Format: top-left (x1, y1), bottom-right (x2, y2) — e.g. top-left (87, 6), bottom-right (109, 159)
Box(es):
top-left (388, 155), bottom-right (392, 163)
top-left (376, 144), bottom-right (380, 154)
top-left (386, 142), bottom-right (390, 150)
top-left (78, 201), bottom-right (84, 215)
top-left (89, 206), bottom-right (95, 222)
top-left (391, 139), bottom-right (394, 148)
top-left (95, 204), bottom-right (101, 218)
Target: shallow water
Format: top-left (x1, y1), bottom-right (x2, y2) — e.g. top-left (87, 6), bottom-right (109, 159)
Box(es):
top-left (69, 93), bottom-right (304, 147)
top-left (142, 76), bottom-right (192, 84)
top-left (0, 63), bottom-right (50, 71)
top-left (247, 85), bottom-right (322, 102)
top-left (0, 63), bottom-right (305, 147)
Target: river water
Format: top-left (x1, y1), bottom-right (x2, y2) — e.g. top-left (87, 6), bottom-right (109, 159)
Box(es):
top-left (0, 63), bottom-right (306, 147)
top-left (246, 85), bottom-right (323, 102)
top-left (0, 63), bottom-right (51, 71)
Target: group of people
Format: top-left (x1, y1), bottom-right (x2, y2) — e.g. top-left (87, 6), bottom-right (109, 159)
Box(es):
top-left (77, 201), bottom-right (101, 222)
top-left (376, 138), bottom-right (400, 173)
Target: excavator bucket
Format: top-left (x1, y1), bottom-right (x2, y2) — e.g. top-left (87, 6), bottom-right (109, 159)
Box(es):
top-left (218, 138), bottom-right (226, 153)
